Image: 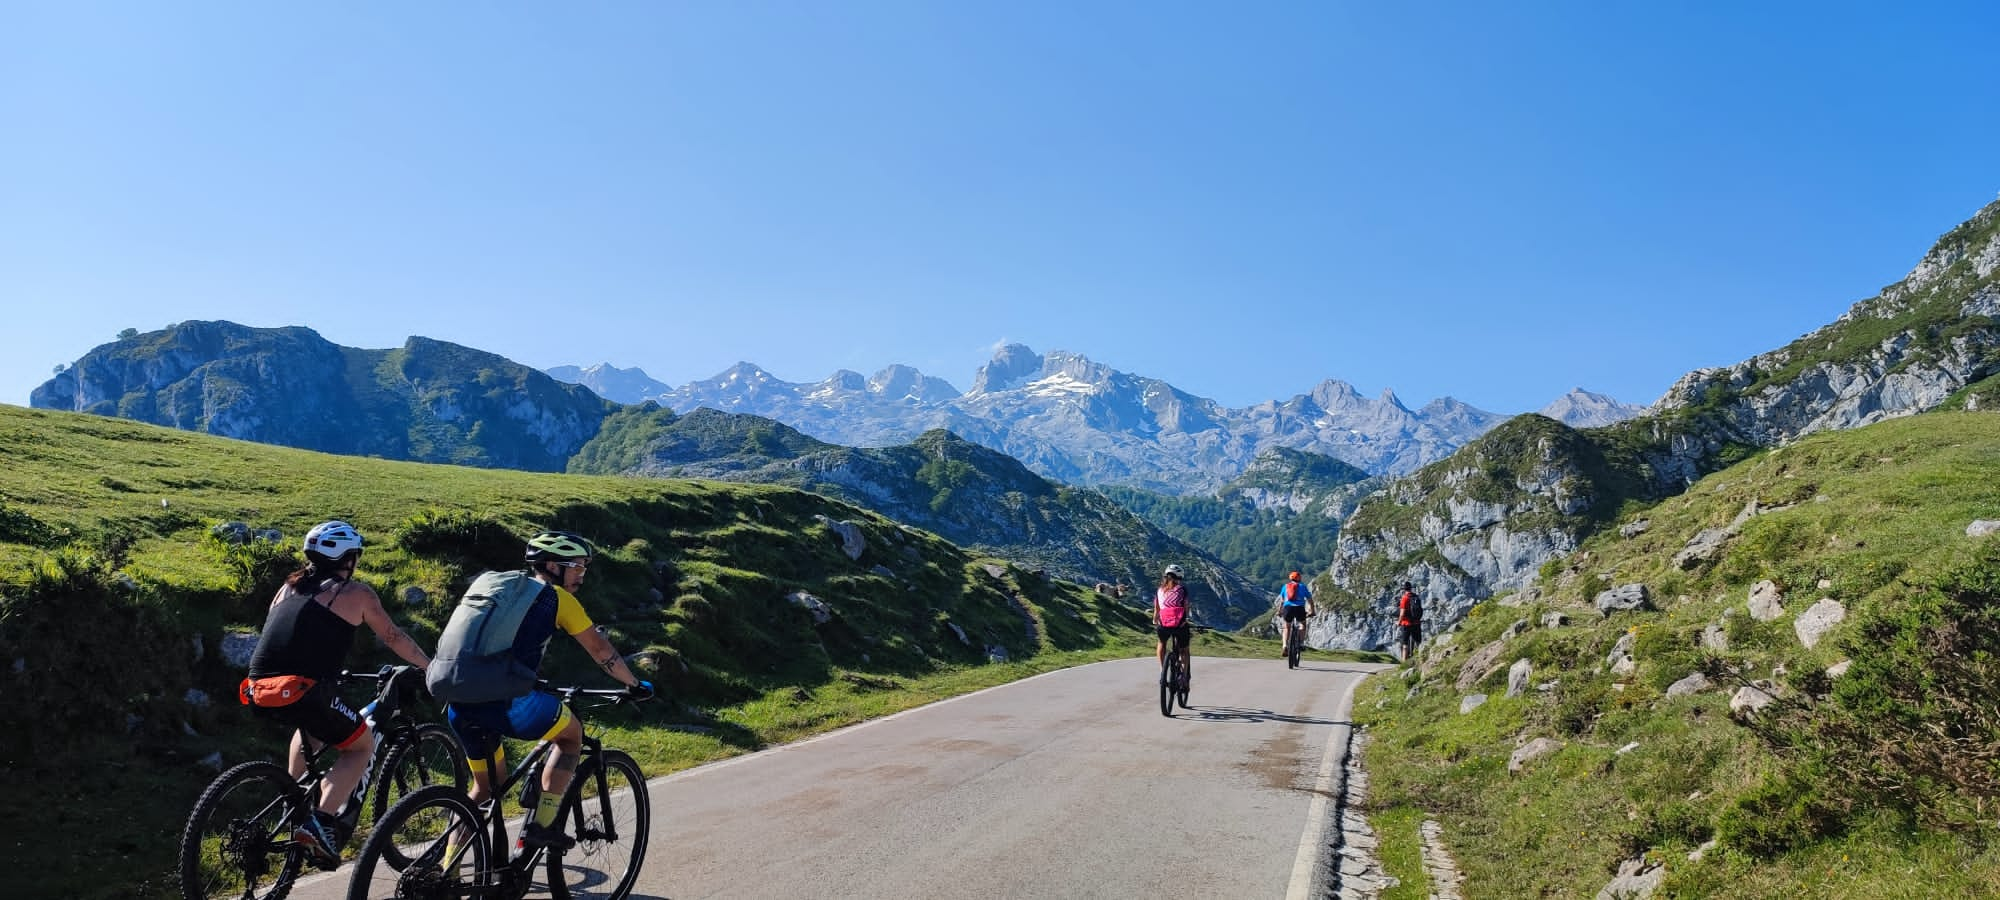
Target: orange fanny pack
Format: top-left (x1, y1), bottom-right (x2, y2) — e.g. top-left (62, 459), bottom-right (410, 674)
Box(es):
top-left (239, 675), bottom-right (318, 707)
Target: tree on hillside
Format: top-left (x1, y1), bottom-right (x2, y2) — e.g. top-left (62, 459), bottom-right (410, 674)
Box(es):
top-left (117, 327), bottom-right (138, 340)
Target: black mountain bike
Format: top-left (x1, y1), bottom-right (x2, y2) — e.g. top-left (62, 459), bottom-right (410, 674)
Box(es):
top-left (1159, 631), bottom-right (1191, 717)
top-left (180, 665), bottom-right (469, 900)
top-left (346, 683), bottom-right (650, 900)
top-left (1283, 618), bottom-right (1304, 669)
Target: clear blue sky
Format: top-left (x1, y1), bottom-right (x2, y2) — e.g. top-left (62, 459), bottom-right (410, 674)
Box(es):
top-left (5, 2), bottom-right (1997, 413)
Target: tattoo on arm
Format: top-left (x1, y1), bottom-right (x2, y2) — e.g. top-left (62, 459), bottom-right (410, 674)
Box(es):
top-left (598, 652), bottom-right (621, 673)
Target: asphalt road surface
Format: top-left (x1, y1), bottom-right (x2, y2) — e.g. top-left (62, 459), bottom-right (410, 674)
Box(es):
top-left (301, 654), bottom-right (1385, 900)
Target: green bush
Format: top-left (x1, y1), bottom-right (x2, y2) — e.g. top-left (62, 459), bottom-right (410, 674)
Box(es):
top-left (0, 502), bottom-right (66, 548)
top-left (1715, 770), bottom-right (1849, 856)
top-left (394, 509), bottom-right (520, 573)
top-left (1746, 546), bottom-right (2000, 833)
top-left (1553, 678), bottom-right (1613, 736)
top-left (202, 526), bottom-right (297, 618)
top-left (0, 549), bottom-right (194, 757)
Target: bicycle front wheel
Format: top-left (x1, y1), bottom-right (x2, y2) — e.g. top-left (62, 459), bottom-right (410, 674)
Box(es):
top-left (346, 785), bottom-right (488, 900)
top-left (370, 723), bottom-right (469, 830)
top-left (179, 760), bottom-right (307, 900)
top-left (549, 749), bottom-right (651, 900)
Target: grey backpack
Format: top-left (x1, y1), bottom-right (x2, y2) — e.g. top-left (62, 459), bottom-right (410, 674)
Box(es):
top-left (426, 570), bottom-right (545, 704)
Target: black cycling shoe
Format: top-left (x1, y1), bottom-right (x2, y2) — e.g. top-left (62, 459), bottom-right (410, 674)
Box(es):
top-left (293, 812), bottom-right (345, 869)
top-left (519, 821), bottom-right (576, 852)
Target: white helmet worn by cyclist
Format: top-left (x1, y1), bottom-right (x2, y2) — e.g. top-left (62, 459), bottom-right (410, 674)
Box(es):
top-left (1163, 564), bottom-right (1184, 579)
top-left (303, 520), bottom-right (363, 565)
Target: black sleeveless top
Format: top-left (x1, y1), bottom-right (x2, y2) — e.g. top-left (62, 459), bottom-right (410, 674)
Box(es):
top-left (249, 580), bottom-right (359, 680)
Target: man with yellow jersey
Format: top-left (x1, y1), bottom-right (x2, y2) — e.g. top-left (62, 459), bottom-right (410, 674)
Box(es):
top-left (444, 530), bottom-right (653, 850)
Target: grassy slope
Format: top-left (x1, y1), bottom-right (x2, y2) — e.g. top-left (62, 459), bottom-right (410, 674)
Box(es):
top-left (1353, 410), bottom-right (2000, 898)
top-left (0, 404), bottom-right (1354, 898)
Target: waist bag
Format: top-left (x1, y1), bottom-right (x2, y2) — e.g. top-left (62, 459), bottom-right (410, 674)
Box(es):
top-left (239, 674), bottom-right (317, 707)
top-left (426, 570), bottom-right (545, 704)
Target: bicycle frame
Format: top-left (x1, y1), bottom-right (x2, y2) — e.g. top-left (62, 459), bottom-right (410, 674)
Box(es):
top-left (448, 686), bottom-right (631, 896)
top-left (286, 669), bottom-right (421, 808)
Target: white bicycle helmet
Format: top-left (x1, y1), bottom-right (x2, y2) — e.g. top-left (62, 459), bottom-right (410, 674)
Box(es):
top-left (303, 521), bottom-right (364, 564)
top-left (1163, 564), bottom-right (1185, 579)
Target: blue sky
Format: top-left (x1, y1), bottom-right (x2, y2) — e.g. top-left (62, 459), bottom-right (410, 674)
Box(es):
top-left (4, 2), bottom-right (1997, 414)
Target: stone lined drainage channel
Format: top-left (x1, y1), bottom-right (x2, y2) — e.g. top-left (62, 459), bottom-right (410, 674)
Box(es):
top-left (1325, 730), bottom-right (1391, 898)
top-left (1322, 730), bottom-right (1466, 900)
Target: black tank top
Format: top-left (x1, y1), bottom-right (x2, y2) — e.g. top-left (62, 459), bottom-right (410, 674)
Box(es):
top-left (249, 580), bottom-right (359, 680)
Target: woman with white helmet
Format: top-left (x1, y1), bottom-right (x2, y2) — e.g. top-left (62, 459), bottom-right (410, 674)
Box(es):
top-left (243, 520), bottom-right (432, 864)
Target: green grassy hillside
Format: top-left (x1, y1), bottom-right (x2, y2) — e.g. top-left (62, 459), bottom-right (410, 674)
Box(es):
top-left (1353, 410), bottom-right (2000, 897)
top-left (0, 404), bottom-right (1317, 898)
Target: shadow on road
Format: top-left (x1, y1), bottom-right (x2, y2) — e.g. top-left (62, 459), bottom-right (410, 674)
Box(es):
top-left (1180, 705), bottom-right (1352, 727)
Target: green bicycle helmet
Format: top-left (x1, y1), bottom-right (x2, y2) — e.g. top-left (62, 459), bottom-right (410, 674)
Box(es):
top-left (525, 530), bottom-right (595, 563)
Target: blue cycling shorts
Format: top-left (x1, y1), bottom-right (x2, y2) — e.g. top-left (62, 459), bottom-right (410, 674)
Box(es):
top-left (448, 692), bottom-right (571, 764)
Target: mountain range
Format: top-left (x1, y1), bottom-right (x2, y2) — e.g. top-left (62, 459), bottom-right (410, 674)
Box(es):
top-left (35, 192), bottom-right (1998, 652)
top-left (569, 405), bottom-right (1267, 625)
top-left (28, 326), bottom-right (1273, 627)
top-left (554, 346), bottom-right (1643, 494)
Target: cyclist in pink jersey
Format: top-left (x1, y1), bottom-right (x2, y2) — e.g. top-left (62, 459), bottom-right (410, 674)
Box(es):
top-left (1153, 565), bottom-right (1192, 684)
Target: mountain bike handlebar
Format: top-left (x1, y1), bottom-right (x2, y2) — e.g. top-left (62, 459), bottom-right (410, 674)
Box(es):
top-left (534, 680), bottom-right (650, 708)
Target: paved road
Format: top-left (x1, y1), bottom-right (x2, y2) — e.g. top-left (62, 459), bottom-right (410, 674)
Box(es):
top-left (305, 655), bottom-right (1384, 900)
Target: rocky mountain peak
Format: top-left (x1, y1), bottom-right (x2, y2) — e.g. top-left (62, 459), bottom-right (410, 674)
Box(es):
top-left (544, 363), bottom-right (671, 403)
top-left (721, 362), bottom-right (775, 384)
top-left (969, 343), bottom-right (1045, 394)
top-left (1537, 388), bottom-right (1646, 428)
top-left (819, 370), bottom-right (869, 393)
top-left (869, 364), bottom-right (960, 402)
top-left (1308, 379), bottom-right (1365, 411)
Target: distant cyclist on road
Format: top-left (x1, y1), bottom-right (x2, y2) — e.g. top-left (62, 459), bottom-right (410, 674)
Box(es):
top-left (1277, 571), bottom-right (1314, 656)
top-left (1154, 564), bottom-right (1193, 687)
top-left (242, 521), bottom-right (432, 864)
top-left (1396, 582), bottom-right (1424, 664)
top-left (432, 531), bottom-right (654, 851)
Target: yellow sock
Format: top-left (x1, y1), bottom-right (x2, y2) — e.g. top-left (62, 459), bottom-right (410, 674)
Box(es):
top-left (533, 790), bottom-right (562, 828)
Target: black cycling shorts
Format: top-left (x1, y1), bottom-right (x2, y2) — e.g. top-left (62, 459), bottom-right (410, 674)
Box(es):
top-left (252, 679), bottom-right (367, 749)
top-left (1156, 623), bottom-right (1191, 649)
top-left (1400, 621), bottom-right (1423, 643)
top-left (1280, 605), bottom-right (1309, 622)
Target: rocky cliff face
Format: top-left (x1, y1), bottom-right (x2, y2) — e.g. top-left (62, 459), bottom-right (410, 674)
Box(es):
top-left (1312, 198), bottom-right (2000, 650)
top-left (34, 322), bottom-right (613, 471)
top-left (1314, 415), bottom-right (1607, 651)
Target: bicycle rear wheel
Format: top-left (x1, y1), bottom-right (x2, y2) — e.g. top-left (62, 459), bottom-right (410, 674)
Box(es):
top-left (370, 723), bottom-right (470, 830)
top-left (1158, 654), bottom-right (1174, 717)
top-left (1176, 655), bottom-right (1191, 709)
top-left (346, 785), bottom-right (489, 900)
top-left (179, 760), bottom-right (307, 900)
top-left (549, 749), bottom-right (651, 900)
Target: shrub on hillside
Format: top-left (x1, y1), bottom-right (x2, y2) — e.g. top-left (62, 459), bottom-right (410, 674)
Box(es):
top-left (0, 502), bottom-right (66, 548)
top-left (1740, 546), bottom-right (2000, 838)
top-left (202, 526), bottom-right (296, 618)
top-left (394, 509), bottom-right (520, 573)
top-left (0, 549), bottom-right (193, 757)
